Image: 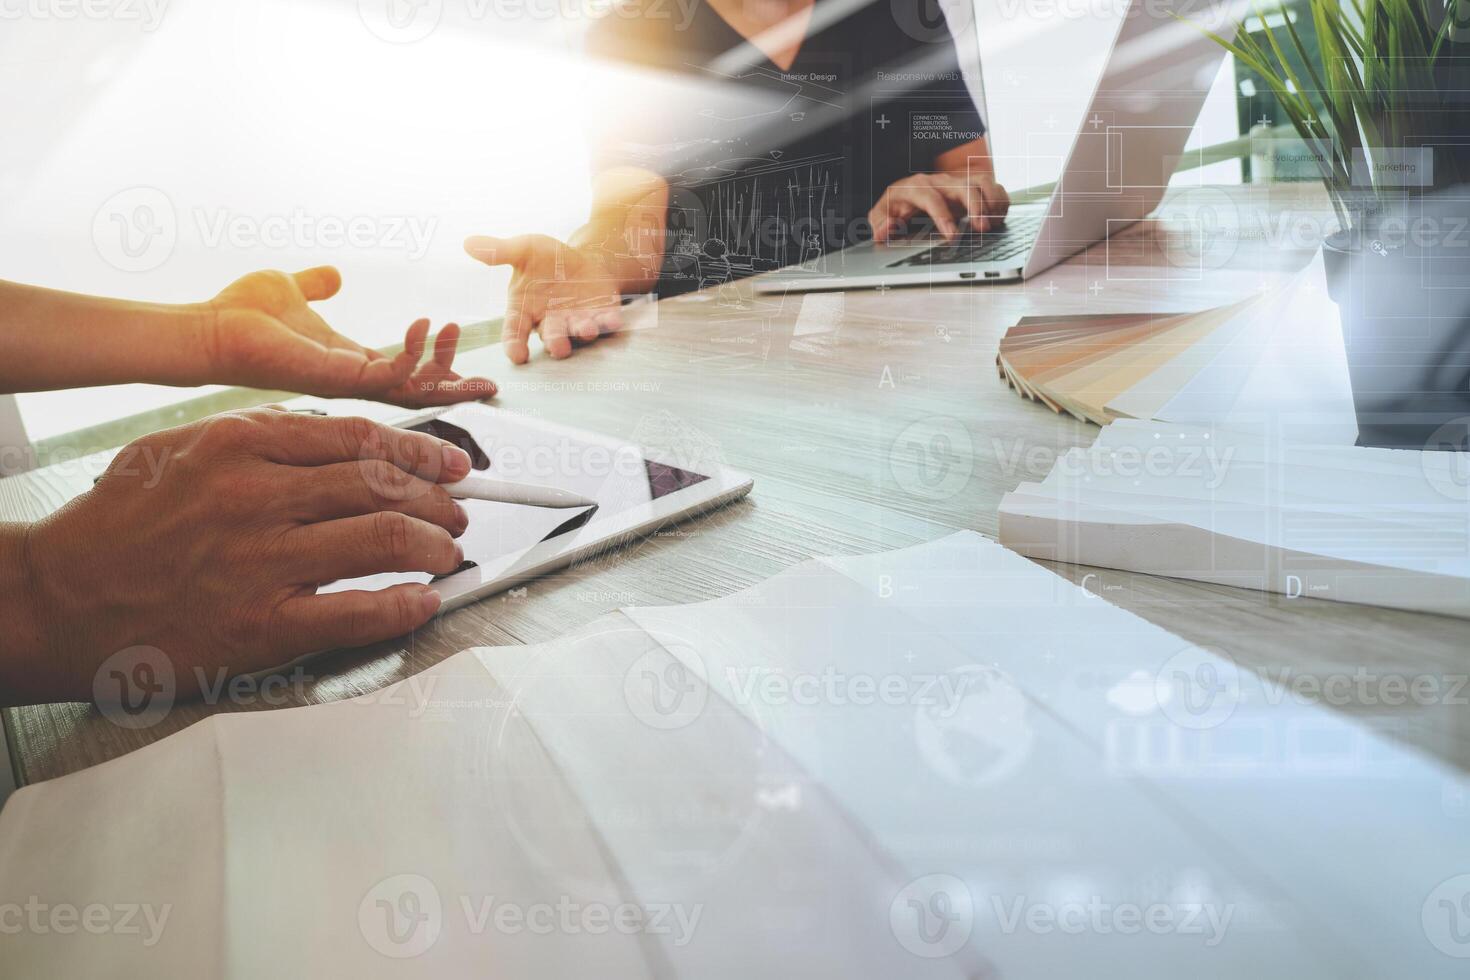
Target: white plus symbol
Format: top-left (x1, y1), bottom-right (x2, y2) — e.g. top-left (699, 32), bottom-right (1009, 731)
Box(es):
top-left (1044, 114), bottom-right (1058, 129)
top-left (875, 114), bottom-right (891, 130)
top-left (1256, 114), bottom-right (1271, 127)
top-left (1090, 114), bottom-right (1105, 128)
top-left (1089, 280), bottom-right (1104, 295)
top-left (1044, 280), bottom-right (1059, 296)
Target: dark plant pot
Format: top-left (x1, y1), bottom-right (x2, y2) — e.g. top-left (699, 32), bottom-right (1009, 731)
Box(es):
top-left (1322, 195), bottom-right (1470, 450)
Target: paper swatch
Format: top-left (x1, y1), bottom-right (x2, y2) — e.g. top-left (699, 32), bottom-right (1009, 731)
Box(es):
top-left (997, 259), bottom-right (1356, 441)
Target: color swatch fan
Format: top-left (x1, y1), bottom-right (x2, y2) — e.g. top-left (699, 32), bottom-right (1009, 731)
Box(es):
top-left (995, 283), bottom-right (1296, 426)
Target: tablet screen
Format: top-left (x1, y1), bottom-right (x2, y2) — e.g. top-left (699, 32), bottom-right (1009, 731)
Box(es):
top-left (320, 405), bottom-right (711, 596)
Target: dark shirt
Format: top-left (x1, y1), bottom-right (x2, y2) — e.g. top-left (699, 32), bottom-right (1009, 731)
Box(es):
top-left (586, 0), bottom-right (985, 295)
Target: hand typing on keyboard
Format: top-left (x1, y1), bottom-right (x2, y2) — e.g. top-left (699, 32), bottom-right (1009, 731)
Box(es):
top-left (884, 212), bottom-right (1044, 268)
top-left (868, 169), bottom-right (1011, 242)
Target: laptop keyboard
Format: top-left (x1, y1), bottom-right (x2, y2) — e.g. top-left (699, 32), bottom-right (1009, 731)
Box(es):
top-left (885, 212), bottom-right (1044, 268)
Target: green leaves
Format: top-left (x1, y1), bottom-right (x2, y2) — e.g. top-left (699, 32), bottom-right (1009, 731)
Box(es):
top-left (1200, 0), bottom-right (1461, 220)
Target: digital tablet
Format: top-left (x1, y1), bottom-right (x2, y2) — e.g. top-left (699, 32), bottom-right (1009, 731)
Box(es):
top-left (319, 404), bottom-right (753, 614)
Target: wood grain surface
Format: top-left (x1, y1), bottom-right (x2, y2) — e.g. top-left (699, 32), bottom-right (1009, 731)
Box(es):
top-left (6, 183), bottom-right (1468, 786)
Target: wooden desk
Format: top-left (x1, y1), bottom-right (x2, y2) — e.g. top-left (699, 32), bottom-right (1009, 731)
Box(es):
top-left (5, 183), bottom-right (1469, 786)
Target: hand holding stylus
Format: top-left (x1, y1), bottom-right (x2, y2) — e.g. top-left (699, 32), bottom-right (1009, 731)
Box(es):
top-left (1, 409), bottom-right (472, 705)
top-left (442, 474), bottom-right (599, 510)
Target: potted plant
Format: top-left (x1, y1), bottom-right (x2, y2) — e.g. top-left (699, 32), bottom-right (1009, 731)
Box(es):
top-left (1207, 0), bottom-right (1470, 448)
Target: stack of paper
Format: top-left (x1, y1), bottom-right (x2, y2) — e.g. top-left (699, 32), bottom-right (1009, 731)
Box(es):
top-left (1000, 419), bottom-right (1470, 618)
top-left (2, 532), bottom-right (1466, 977)
top-left (996, 259), bottom-right (1357, 442)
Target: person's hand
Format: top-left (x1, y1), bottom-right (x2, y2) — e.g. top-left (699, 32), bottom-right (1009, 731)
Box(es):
top-left (869, 172), bottom-right (1011, 242)
top-left (464, 235), bottom-right (626, 364)
top-left (206, 266), bottom-right (497, 406)
top-left (24, 408), bottom-right (474, 703)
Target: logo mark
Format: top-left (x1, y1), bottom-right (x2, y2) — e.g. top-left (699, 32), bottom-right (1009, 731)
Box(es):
top-left (93, 646), bottom-right (175, 730)
top-left (1423, 874), bottom-right (1470, 957)
top-left (1155, 187), bottom-right (1241, 271)
top-left (890, 873), bottom-right (974, 958)
top-left (359, 874), bottom-right (443, 958)
top-left (623, 646), bottom-right (708, 730)
top-left (355, 422), bottom-right (444, 503)
top-left (1421, 418), bottom-right (1470, 500)
top-left (358, 0), bottom-right (443, 43)
top-left (92, 187), bottom-right (176, 272)
top-left (1156, 647), bottom-right (1240, 730)
top-left (890, 0), bottom-right (973, 43)
top-left (891, 416), bottom-right (973, 500)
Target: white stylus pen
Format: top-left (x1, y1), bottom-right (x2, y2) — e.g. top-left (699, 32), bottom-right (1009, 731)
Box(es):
top-left (442, 474), bottom-right (599, 510)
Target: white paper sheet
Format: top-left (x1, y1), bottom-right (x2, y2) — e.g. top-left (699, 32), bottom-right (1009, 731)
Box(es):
top-left (1151, 257), bottom-right (1358, 445)
top-left (1000, 421), bottom-right (1470, 615)
top-left (2, 532), bottom-right (1466, 977)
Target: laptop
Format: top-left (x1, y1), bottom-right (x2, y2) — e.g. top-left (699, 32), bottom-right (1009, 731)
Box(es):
top-left (755, 0), bottom-right (1240, 294)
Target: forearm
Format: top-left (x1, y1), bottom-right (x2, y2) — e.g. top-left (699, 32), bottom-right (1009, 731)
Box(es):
top-left (569, 167), bottom-right (670, 295)
top-left (0, 279), bottom-right (213, 394)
